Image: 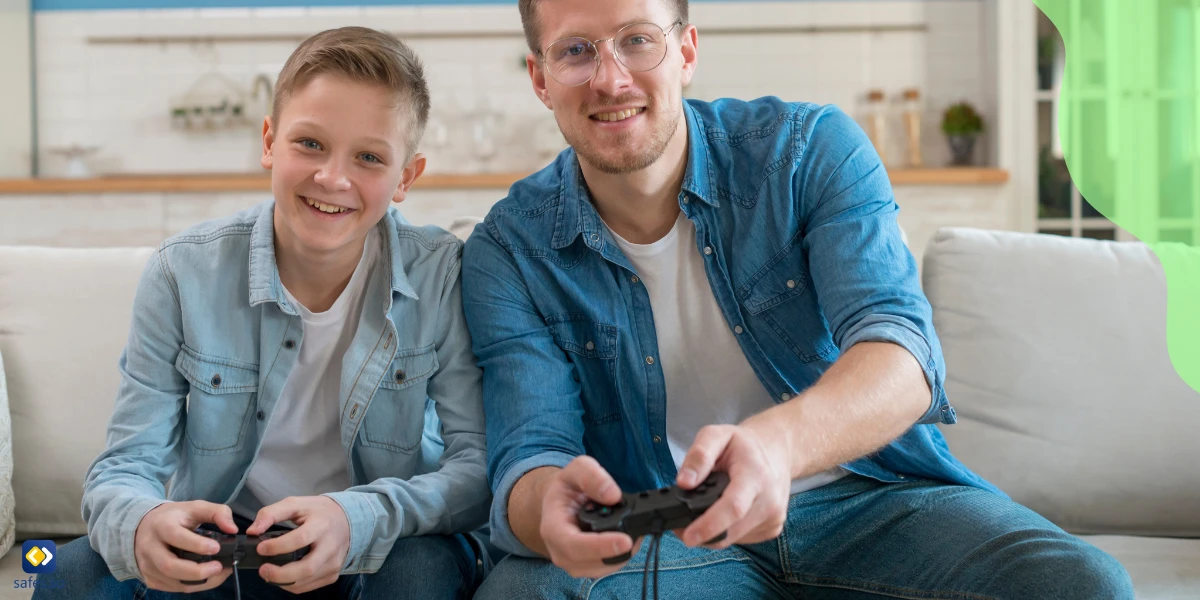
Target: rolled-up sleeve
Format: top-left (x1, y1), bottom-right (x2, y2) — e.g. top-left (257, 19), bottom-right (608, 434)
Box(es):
top-left (795, 106), bottom-right (953, 425)
top-left (460, 220), bottom-right (589, 556)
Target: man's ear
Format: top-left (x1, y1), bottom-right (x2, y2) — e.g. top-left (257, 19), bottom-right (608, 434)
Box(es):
top-left (679, 24), bottom-right (699, 88)
top-left (393, 153), bottom-right (427, 204)
top-left (528, 53), bottom-right (553, 110)
top-left (261, 116), bottom-right (275, 170)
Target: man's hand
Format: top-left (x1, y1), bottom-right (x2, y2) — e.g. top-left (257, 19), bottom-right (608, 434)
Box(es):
top-left (676, 424), bottom-right (792, 549)
top-left (540, 456), bottom-right (642, 578)
top-left (248, 496), bottom-right (351, 594)
top-left (133, 501), bottom-right (236, 593)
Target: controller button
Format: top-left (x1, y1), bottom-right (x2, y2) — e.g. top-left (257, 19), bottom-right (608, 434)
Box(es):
top-left (638, 491), bottom-right (649, 498)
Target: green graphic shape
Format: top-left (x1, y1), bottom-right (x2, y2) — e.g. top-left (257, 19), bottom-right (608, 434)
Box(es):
top-left (1034, 0), bottom-right (1200, 393)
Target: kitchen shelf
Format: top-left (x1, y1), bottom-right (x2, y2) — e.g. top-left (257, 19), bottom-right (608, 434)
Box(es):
top-left (0, 168), bottom-right (1009, 196)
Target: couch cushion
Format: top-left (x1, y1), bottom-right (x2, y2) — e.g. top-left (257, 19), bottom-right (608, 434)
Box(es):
top-left (923, 228), bottom-right (1200, 536)
top-left (0, 246), bottom-right (155, 538)
top-left (1080, 535), bottom-right (1200, 600)
top-left (0, 352), bottom-right (14, 557)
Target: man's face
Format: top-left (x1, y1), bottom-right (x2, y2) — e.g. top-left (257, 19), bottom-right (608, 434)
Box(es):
top-left (261, 73), bottom-right (424, 255)
top-left (528, 0), bottom-right (698, 174)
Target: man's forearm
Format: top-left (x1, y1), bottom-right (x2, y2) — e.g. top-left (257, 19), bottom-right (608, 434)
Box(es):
top-left (742, 341), bottom-right (931, 480)
top-left (507, 466), bottom-right (562, 557)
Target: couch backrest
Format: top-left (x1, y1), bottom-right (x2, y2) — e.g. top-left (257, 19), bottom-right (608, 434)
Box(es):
top-left (923, 228), bottom-right (1200, 537)
top-left (0, 246), bottom-right (155, 539)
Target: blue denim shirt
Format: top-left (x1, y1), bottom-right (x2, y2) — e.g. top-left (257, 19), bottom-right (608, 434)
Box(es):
top-left (461, 98), bottom-right (1001, 557)
top-left (83, 201), bottom-right (489, 581)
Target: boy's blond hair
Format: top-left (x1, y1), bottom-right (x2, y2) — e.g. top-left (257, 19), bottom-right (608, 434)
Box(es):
top-left (273, 26), bottom-right (431, 158)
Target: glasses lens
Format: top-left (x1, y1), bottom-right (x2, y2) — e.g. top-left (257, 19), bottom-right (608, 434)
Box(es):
top-left (545, 38), bottom-right (597, 86)
top-left (616, 23), bottom-right (668, 72)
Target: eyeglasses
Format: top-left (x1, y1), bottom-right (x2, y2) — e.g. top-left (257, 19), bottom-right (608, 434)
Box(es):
top-left (539, 20), bottom-right (683, 87)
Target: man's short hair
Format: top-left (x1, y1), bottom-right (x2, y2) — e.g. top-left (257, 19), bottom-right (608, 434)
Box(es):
top-left (517, 0), bottom-right (689, 54)
top-left (273, 26), bottom-right (431, 157)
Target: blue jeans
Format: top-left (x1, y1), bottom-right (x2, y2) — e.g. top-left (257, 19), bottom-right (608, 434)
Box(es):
top-left (475, 474), bottom-right (1135, 600)
top-left (34, 532), bottom-right (484, 600)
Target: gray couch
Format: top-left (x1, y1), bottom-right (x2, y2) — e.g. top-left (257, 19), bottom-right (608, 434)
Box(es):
top-left (0, 228), bottom-right (1195, 598)
top-left (926, 228), bottom-right (1200, 599)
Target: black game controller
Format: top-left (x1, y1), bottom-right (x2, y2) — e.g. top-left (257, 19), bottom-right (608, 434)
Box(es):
top-left (578, 472), bottom-right (730, 565)
top-left (173, 528), bottom-right (310, 585)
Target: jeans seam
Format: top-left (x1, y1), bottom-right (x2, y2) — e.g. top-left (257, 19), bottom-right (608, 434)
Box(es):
top-left (791, 575), bottom-right (1002, 600)
top-left (581, 555), bottom-right (754, 599)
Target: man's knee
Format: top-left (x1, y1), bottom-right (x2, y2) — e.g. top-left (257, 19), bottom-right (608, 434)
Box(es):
top-left (361, 535), bottom-right (479, 600)
top-left (474, 555), bottom-right (581, 600)
top-left (993, 534), bottom-right (1134, 600)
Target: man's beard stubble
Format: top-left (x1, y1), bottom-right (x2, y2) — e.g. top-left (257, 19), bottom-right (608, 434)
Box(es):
top-left (559, 96), bottom-right (682, 175)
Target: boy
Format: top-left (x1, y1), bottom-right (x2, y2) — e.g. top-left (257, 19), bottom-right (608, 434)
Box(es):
top-left (41, 27), bottom-right (490, 600)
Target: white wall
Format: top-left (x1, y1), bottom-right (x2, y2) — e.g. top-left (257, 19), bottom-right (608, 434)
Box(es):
top-left (0, 0), bottom-right (33, 177)
top-left (31, 1), bottom-right (991, 177)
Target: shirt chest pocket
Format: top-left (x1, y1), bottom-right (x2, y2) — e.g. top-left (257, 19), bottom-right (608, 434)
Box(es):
top-left (738, 242), bottom-right (837, 363)
top-left (361, 344), bottom-right (439, 453)
top-left (547, 314), bottom-right (620, 426)
top-left (176, 347), bottom-right (258, 455)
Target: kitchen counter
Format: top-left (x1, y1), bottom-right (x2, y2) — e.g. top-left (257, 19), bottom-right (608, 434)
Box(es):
top-left (0, 168), bottom-right (1009, 195)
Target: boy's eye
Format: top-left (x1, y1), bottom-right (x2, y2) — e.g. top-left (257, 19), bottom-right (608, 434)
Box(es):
top-left (299, 139), bottom-right (322, 150)
top-left (360, 153), bottom-right (382, 164)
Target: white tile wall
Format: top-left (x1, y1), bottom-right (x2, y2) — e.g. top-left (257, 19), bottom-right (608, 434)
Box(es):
top-left (0, 183), bottom-right (1004, 270)
top-left (32, 1), bottom-right (991, 178)
top-left (0, 0), bottom-right (33, 178)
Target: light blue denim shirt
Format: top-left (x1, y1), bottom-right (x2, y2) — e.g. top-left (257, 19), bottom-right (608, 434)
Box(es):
top-left (461, 98), bottom-right (1002, 557)
top-left (83, 201), bottom-right (489, 581)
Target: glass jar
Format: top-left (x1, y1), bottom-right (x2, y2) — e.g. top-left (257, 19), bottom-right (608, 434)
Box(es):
top-left (865, 89), bottom-right (888, 165)
top-left (902, 88), bottom-right (924, 168)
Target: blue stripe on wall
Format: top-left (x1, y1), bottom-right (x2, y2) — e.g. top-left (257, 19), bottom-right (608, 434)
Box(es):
top-left (33, 0), bottom-right (897, 11)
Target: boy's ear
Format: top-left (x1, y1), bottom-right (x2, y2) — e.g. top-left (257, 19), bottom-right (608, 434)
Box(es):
top-left (528, 53), bottom-right (553, 110)
top-left (261, 116), bottom-right (275, 170)
top-left (392, 153), bottom-right (427, 204)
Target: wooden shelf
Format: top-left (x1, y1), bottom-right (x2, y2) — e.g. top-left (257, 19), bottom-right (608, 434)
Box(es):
top-left (887, 167), bottom-right (1009, 186)
top-left (0, 168), bottom-right (1008, 196)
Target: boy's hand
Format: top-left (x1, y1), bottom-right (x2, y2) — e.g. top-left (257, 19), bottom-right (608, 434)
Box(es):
top-left (133, 501), bottom-right (236, 592)
top-left (248, 496), bottom-right (351, 594)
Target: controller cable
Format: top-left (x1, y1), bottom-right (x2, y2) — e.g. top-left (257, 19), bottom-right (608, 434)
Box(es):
top-left (641, 517), bottom-right (666, 600)
top-left (231, 552), bottom-right (244, 600)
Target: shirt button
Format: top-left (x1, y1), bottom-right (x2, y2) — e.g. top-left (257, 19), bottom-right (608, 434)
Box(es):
top-left (283, 339), bottom-right (295, 350)
top-left (734, 326), bottom-right (744, 334)
top-left (787, 280), bottom-right (796, 289)
top-left (586, 341), bottom-right (595, 350)
top-left (682, 197), bottom-right (690, 204)
top-left (590, 234), bottom-right (600, 243)
top-left (645, 356), bottom-right (655, 365)
top-left (256, 410), bottom-right (264, 421)
top-left (703, 246), bottom-right (713, 256)
top-left (631, 275), bottom-right (639, 284)
top-left (210, 374), bottom-right (222, 388)
top-left (781, 393), bottom-right (791, 401)
top-left (653, 435), bottom-right (662, 443)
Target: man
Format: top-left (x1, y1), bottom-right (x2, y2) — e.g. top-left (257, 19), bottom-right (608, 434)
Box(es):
top-left (461, 0), bottom-right (1135, 597)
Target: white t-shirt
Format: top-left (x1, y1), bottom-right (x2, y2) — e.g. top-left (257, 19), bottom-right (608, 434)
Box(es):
top-left (230, 228), bottom-right (379, 521)
top-left (608, 212), bottom-right (846, 495)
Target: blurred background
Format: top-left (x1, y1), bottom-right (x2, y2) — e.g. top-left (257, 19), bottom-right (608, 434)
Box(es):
top-left (0, 0), bottom-right (1167, 267)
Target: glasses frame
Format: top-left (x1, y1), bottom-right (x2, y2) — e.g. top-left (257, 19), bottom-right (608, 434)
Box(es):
top-left (538, 20), bottom-right (685, 87)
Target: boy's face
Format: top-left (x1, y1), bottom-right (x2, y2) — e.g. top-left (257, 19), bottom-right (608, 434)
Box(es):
top-left (527, 0), bottom-right (697, 174)
top-left (261, 73), bottom-right (424, 255)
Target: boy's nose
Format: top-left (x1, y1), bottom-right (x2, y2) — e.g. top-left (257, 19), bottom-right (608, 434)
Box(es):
top-left (314, 159), bottom-right (352, 191)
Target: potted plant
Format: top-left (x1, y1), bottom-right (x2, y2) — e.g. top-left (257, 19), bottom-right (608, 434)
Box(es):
top-left (1038, 36), bottom-right (1057, 90)
top-left (941, 101), bottom-right (984, 166)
